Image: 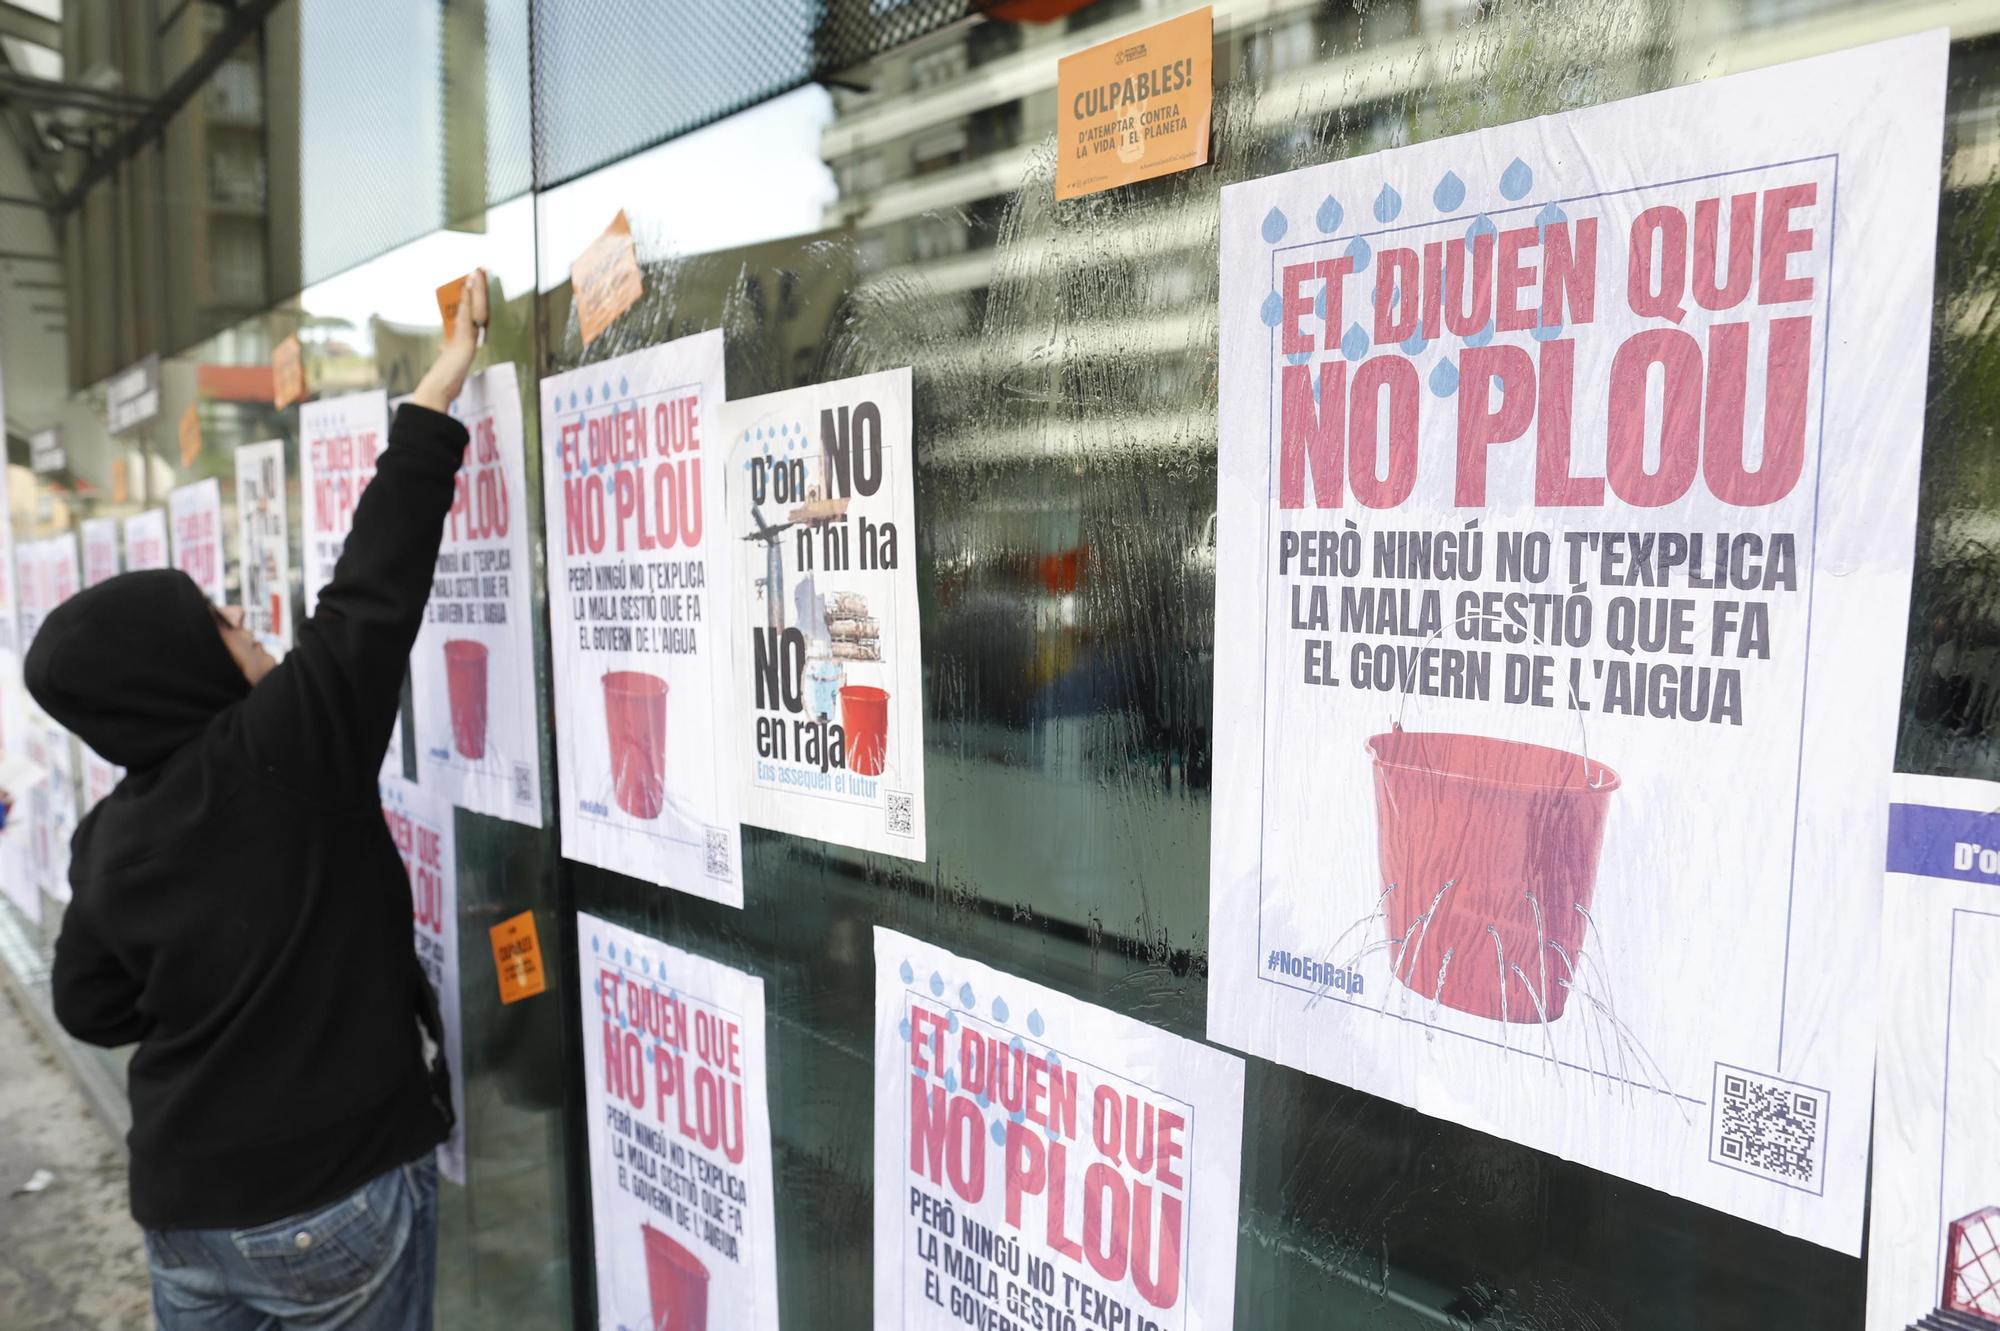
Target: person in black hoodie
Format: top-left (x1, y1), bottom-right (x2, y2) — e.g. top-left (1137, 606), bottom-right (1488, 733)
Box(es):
top-left (26, 271), bottom-right (489, 1331)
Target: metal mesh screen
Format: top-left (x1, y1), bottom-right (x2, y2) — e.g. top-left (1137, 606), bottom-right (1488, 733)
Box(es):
top-left (530, 0), bottom-right (969, 190)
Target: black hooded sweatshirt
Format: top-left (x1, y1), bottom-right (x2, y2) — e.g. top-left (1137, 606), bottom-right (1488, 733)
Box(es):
top-left (26, 403), bottom-right (468, 1231)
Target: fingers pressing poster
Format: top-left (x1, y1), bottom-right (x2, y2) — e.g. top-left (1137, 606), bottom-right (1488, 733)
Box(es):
top-left (874, 928), bottom-right (1244, 1331)
top-left (540, 332), bottom-right (743, 906)
top-left (80, 518), bottom-right (119, 589)
top-left (235, 440), bottom-right (293, 660)
top-left (406, 365), bottom-right (544, 827)
top-left (723, 368), bottom-right (927, 860)
top-left (298, 389), bottom-right (389, 617)
top-left (380, 778), bottom-right (465, 1183)
top-left (1866, 775), bottom-right (2000, 1331)
top-left (578, 913), bottom-right (780, 1331)
top-left (1206, 32), bottom-right (1946, 1253)
top-left (170, 477), bottom-right (226, 605)
top-left (122, 509), bottom-right (169, 572)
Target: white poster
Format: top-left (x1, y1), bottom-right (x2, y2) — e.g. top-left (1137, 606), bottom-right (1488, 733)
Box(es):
top-left (408, 365), bottom-right (543, 827)
top-left (123, 508), bottom-right (169, 572)
top-left (1866, 774), bottom-right (2000, 1330)
top-left (723, 369), bottom-right (927, 860)
top-left (0, 356), bottom-right (16, 657)
top-left (170, 478), bottom-right (226, 605)
top-left (298, 389), bottom-right (389, 617)
top-left (45, 533), bottom-right (78, 618)
top-left (14, 540), bottom-right (42, 654)
top-left (874, 928), bottom-right (1244, 1331)
top-left (1206, 32), bottom-right (1946, 1253)
top-left (380, 778), bottom-right (465, 1183)
top-left (80, 518), bottom-right (120, 588)
top-left (578, 912), bottom-right (779, 1331)
top-left (540, 333), bottom-right (742, 905)
top-left (32, 717), bottom-right (74, 905)
top-left (236, 440), bottom-right (293, 660)
top-left (0, 671), bottom-right (37, 923)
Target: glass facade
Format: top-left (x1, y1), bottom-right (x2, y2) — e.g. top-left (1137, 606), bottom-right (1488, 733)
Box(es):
top-left (2, 1), bottom-right (1996, 1327)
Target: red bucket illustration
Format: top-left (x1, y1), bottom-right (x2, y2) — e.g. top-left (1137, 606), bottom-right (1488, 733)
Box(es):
top-left (840, 685), bottom-right (890, 777)
top-left (641, 1224), bottom-right (709, 1331)
top-left (1367, 728), bottom-right (1618, 1023)
top-left (603, 672), bottom-right (668, 819)
top-left (443, 640), bottom-right (488, 759)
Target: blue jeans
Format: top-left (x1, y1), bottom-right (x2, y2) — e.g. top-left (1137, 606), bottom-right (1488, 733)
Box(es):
top-left (144, 1154), bottom-right (437, 1330)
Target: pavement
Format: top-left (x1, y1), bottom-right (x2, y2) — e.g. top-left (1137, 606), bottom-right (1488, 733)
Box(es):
top-left (0, 987), bottom-right (151, 1330)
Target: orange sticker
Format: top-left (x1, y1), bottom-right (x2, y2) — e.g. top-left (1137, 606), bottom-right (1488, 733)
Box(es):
top-left (178, 404), bottom-right (203, 470)
top-left (1055, 7), bottom-right (1212, 201)
top-left (272, 335), bottom-right (305, 409)
top-left (436, 274), bottom-right (469, 332)
top-left (570, 210), bottom-right (643, 347)
top-left (489, 910), bottom-right (547, 1004)
top-left (109, 458), bottom-right (128, 506)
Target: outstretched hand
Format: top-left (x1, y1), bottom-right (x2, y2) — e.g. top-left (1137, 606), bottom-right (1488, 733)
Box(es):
top-left (409, 268), bottom-right (489, 412)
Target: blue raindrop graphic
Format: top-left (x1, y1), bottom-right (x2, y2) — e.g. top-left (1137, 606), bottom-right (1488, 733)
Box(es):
top-left (991, 997), bottom-right (1009, 1023)
top-left (1047, 1052), bottom-right (1062, 1072)
top-left (1312, 370), bottom-right (1323, 403)
top-left (567, 392), bottom-right (577, 411)
top-left (946, 1012), bottom-right (960, 1034)
top-left (1341, 323), bottom-right (1370, 361)
top-left (619, 376), bottom-right (629, 396)
top-left (928, 971), bottom-right (945, 997)
top-left (1467, 213), bottom-right (1497, 242)
top-left (899, 1017), bottom-right (911, 1041)
top-left (584, 385), bottom-right (594, 405)
top-left (1429, 359), bottom-right (1460, 397)
top-left (959, 982), bottom-right (976, 1009)
top-left (591, 936), bottom-right (601, 953)
top-left (600, 382), bottom-right (610, 402)
top-left (641, 958), bottom-right (650, 974)
top-left (645, 1045), bottom-right (654, 1063)
top-left (1261, 207), bottom-right (1288, 244)
top-left (616, 1012), bottom-right (626, 1029)
top-left (1345, 235), bottom-right (1372, 273)
top-left (1535, 201), bottom-right (1567, 238)
top-left (1046, 1125), bottom-right (1059, 1142)
top-left (1286, 351), bottom-right (1311, 366)
top-left (1492, 374), bottom-right (1506, 396)
top-left (914, 1063), bottom-right (927, 1080)
top-left (991, 1121), bottom-right (1007, 1147)
top-left (1466, 320), bottom-right (1495, 349)
top-left (1433, 170), bottom-right (1466, 212)
top-left (1314, 287), bottom-right (1326, 321)
top-left (1532, 319), bottom-right (1565, 343)
top-left (944, 1071), bottom-right (958, 1093)
top-left (1372, 183), bottom-right (1403, 223)
top-left (1010, 1108), bottom-right (1026, 1124)
top-left (1315, 196), bottom-right (1344, 233)
top-left (1401, 330), bottom-right (1428, 355)
top-left (976, 1089), bottom-right (991, 1108)
top-left (1259, 291), bottom-right (1284, 328)
top-left (1010, 1035), bottom-right (1025, 1053)
top-left (1500, 157), bottom-right (1533, 201)
top-left (1027, 1010), bottom-right (1046, 1038)
top-left (623, 949), bottom-right (633, 966)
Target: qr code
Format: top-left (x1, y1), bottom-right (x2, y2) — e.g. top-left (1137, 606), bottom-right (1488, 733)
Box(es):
top-left (704, 826), bottom-right (732, 879)
top-left (1709, 1063), bottom-right (1828, 1193)
top-left (512, 762), bottom-right (534, 805)
top-left (886, 790), bottom-right (915, 838)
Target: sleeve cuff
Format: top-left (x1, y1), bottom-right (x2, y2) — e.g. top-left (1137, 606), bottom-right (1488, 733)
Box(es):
top-left (390, 401), bottom-right (472, 457)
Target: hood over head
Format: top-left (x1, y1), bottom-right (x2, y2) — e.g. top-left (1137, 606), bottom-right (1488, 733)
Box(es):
top-left (25, 569), bottom-right (250, 769)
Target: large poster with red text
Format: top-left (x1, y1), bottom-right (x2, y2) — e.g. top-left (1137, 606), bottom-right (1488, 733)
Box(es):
top-left (123, 509), bottom-right (168, 572)
top-left (380, 778), bottom-right (464, 1183)
top-left (236, 440), bottom-right (293, 660)
top-left (874, 928), bottom-right (1243, 1330)
top-left (80, 518), bottom-right (119, 589)
top-left (170, 477), bottom-right (225, 604)
top-left (408, 365), bottom-right (543, 828)
top-left (578, 912), bottom-right (779, 1331)
top-left (1206, 32), bottom-right (1945, 1253)
top-left (298, 390), bottom-right (388, 617)
top-left (540, 333), bottom-right (742, 905)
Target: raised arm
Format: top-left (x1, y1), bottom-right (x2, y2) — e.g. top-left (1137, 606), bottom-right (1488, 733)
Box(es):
top-left (238, 271), bottom-right (489, 791)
